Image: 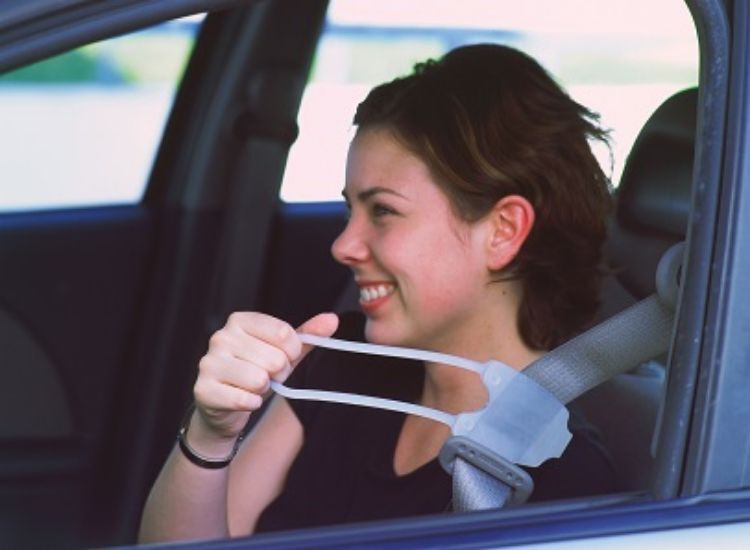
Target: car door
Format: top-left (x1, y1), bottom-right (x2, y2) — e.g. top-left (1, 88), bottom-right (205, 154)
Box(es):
top-left (0, 1), bottom-right (330, 548)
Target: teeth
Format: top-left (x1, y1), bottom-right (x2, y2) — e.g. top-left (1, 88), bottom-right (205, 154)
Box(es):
top-left (359, 284), bottom-right (395, 303)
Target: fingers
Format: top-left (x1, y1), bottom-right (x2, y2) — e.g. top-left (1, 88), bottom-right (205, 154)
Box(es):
top-left (224, 312), bottom-right (303, 365)
top-left (212, 325), bottom-right (292, 378)
top-left (192, 312), bottom-right (338, 438)
top-left (202, 313), bottom-right (294, 396)
top-left (193, 375), bottom-right (264, 413)
top-left (297, 312), bottom-right (340, 337)
top-left (199, 353), bottom-right (272, 396)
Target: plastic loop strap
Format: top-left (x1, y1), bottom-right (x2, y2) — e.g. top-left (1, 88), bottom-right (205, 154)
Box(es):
top-left (271, 334), bottom-right (571, 467)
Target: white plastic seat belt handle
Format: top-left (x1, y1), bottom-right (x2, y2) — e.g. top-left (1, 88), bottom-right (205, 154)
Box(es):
top-left (271, 380), bottom-right (456, 427)
top-left (295, 334), bottom-right (484, 374)
top-left (269, 334), bottom-right (484, 428)
top-left (271, 333), bottom-right (572, 468)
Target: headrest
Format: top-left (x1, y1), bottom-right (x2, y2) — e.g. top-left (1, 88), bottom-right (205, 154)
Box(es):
top-left (607, 88), bottom-right (697, 298)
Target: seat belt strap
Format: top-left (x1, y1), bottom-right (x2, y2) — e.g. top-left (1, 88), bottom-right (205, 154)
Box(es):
top-left (524, 293), bottom-right (673, 404)
top-left (452, 458), bottom-right (515, 511)
top-left (523, 242), bottom-right (682, 404)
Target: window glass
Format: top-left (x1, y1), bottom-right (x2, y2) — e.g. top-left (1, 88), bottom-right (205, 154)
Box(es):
top-left (280, 0), bottom-right (698, 202)
top-left (0, 15), bottom-right (203, 212)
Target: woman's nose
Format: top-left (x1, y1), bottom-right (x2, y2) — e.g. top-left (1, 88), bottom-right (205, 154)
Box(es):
top-left (331, 218), bottom-right (369, 266)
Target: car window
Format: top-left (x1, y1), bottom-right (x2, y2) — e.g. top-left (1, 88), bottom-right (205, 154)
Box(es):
top-left (0, 15), bottom-right (203, 212)
top-left (280, 0), bottom-right (698, 202)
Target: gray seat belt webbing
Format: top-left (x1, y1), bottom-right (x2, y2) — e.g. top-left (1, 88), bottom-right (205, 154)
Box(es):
top-left (524, 294), bottom-right (673, 405)
top-left (453, 459), bottom-right (512, 511)
top-left (450, 243), bottom-right (682, 511)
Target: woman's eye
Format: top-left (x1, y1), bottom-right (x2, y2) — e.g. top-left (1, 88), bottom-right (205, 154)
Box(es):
top-left (371, 203), bottom-right (396, 218)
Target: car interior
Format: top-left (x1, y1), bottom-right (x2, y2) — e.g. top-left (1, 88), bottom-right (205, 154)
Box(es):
top-left (576, 87), bottom-right (697, 493)
top-left (1, 0), bottom-right (745, 549)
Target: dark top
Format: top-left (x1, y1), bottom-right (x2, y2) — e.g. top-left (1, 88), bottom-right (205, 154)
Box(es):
top-left (255, 312), bottom-right (615, 533)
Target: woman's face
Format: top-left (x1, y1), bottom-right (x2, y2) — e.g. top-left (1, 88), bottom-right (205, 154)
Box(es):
top-left (331, 128), bottom-right (491, 351)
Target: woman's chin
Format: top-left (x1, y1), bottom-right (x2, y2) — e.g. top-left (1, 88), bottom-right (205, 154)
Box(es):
top-left (364, 319), bottom-right (423, 349)
top-left (364, 319), bottom-right (402, 346)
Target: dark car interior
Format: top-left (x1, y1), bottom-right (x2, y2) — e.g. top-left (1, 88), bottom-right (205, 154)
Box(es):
top-left (2, 0), bottom-right (748, 549)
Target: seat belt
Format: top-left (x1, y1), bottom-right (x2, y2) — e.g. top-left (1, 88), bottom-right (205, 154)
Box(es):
top-left (443, 242), bottom-right (684, 511)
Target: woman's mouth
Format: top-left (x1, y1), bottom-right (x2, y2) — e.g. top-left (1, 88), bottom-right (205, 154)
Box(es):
top-left (358, 282), bottom-right (396, 311)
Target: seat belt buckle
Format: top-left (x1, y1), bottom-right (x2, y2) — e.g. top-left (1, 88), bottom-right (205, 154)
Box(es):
top-left (439, 435), bottom-right (534, 505)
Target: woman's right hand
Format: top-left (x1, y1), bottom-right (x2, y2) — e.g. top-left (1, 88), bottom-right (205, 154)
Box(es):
top-left (189, 312), bottom-right (339, 447)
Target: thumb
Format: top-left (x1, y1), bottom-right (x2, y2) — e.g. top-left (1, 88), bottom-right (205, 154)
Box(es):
top-left (290, 312), bottom-right (339, 368)
top-left (298, 311), bottom-right (339, 337)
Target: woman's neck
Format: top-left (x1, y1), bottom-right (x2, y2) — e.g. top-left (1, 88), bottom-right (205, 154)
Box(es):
top-left (419, 321), bottom-right (543, 413)
top-left (421, 363), bottom-right (486, 414)
top-left (410, 279), bottom-right (543, 411)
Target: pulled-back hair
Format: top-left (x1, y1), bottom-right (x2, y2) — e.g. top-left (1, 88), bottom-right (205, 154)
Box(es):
top-left (353, 44), bottom-right (612, 350)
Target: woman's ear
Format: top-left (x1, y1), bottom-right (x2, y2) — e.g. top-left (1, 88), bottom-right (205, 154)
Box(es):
top-left (485, 195), bottom-right (535, 270)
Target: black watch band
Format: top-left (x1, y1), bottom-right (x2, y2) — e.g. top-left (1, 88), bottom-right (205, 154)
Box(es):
top-left (176, 405), bottom-right (245, 469)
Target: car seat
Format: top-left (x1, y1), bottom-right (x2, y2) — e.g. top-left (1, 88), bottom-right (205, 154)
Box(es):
top-left (575, 87), bottom-right (697, 491)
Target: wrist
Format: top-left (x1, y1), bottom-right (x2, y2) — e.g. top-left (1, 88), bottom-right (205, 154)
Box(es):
top-left (191, 409), bottom-right (240, 446)
top-left (177, 405), bottom-right (245, 469)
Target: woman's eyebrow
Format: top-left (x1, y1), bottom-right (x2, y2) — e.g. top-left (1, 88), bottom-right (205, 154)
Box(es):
top-left (342, 186), bottom-right (408, 202)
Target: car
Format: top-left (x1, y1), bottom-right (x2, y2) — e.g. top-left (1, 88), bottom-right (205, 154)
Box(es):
top-left (1, 0), bottom-right (749, 548)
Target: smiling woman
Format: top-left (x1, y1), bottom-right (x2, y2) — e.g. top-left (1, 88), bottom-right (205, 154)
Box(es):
top-left (139, 43), bottom-right (616, 541)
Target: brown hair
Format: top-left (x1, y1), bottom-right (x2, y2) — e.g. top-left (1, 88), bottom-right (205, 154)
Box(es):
top-left (353, 44), bottom-right (612, 350)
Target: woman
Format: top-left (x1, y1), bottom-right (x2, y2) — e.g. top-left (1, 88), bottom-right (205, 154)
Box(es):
top-left (139, 43), bottom-right (615, 541)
